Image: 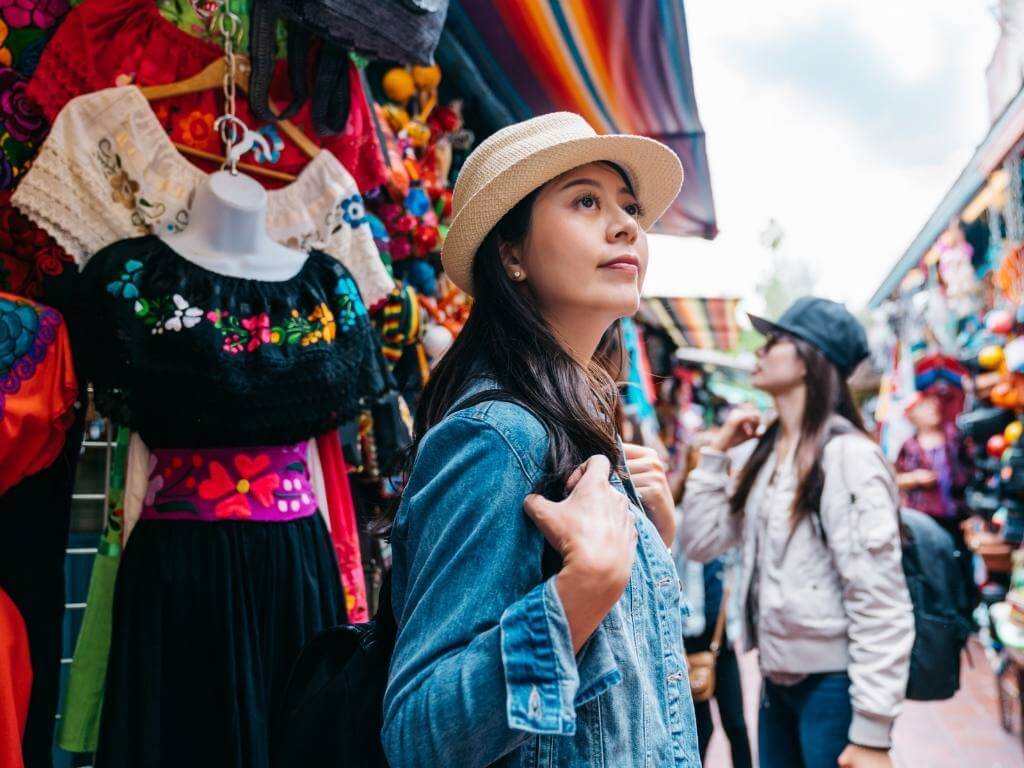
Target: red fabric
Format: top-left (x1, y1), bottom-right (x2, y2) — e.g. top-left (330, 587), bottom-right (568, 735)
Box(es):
top-left (315, 432), bottom-right (368, 622)
top-left (0, 191), bottom-right (73, 301)
top-left (0, 293), bottom-right (77, 496)
top-left (26, 0), bottom-right (386, 192)
top-left (0, 587), bottom-right (32, 768)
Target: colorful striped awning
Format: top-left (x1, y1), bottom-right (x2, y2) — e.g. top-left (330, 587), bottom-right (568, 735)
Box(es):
top-left (643, 297), bottom-right (740, 351)
top-left (443, 0), bottom-right (717, 238)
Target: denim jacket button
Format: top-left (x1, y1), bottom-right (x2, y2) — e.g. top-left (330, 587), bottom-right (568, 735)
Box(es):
top-left (528, 685), bottom-right (543, 719)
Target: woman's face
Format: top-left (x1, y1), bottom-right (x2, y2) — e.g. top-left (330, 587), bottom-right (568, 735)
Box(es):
top-left (751, 333), bottom-right (807, 395)
top-left (507, 162), bottom-right (648, 323)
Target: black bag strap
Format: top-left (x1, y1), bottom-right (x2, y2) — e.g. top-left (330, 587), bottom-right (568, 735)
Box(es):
top-left (311, 43), bottom-right (352, 136)
top-left (248, 1), bottom-right (310, 124)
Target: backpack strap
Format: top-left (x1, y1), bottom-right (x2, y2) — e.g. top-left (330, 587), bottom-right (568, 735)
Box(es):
top-left (815, 430), bottom-right (904, 548)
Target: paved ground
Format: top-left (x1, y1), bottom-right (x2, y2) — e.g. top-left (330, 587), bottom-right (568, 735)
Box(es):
top-left (703, 639), bottom-right (1023, 767)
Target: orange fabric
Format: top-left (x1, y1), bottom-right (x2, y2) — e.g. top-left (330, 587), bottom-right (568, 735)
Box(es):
top-left (0, 293), bottom-right (78, 496)
top-left (0, 588), bottom-right (32, 768)
top-left (315, 432), bottom-right (369, 622)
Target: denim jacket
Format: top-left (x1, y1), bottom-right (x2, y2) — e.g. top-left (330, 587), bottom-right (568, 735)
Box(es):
top-left (382, 381), bottom-right (699, 767)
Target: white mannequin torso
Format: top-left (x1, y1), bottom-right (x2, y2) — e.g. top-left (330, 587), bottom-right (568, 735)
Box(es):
top-left (160, 171), bottom-right (307, 281)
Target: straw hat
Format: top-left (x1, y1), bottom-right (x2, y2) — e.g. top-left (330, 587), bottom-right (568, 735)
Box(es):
top-left (441, 112), bottom-right (684, 296)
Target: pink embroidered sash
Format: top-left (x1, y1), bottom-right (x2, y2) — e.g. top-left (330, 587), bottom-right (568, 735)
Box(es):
top-left (140, 442), bottom-right (318, 522)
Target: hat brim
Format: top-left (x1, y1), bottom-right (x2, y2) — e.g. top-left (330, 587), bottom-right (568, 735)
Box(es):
top-left (441, 133), bottom-right (684, 296)
top-left (747, 313), bottom-right (787, 339)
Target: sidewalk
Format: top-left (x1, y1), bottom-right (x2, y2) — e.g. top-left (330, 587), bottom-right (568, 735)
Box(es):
top-left (704, 639), bottom-right (1022, 767)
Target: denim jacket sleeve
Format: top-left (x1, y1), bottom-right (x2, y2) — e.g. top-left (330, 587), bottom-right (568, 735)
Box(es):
top-left (382, 406), bottom-right (618, 767)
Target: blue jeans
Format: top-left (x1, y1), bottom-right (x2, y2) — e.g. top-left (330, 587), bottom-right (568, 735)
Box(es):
top-left (759, 672), bottom-right (852, 768)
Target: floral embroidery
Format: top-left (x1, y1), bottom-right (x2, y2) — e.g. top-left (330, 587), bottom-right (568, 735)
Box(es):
top-left (178, 109), bottom-right (216, 150)
top-left (254, 125), bottom-right (284, 164)
top-left (96, 138), bottom-right (168, 228)
top-left (106, 258), bottom-right (365, 355)
top-left (198, 454), bottom-right (281, 519)
top-left (337, 194), bottom-right (368, 229)
top-left (335, 273), bottom-right (366, 333)
top-left (145, 451), bottom-right (206, 515)
top-left (0, 295), bottom-right (60, 419)
top-left (0, 67), bottom-right (45, 143)
top-left (134, 293), bottom-right (203, 334)
top-left (276, 474), bottom-right (312, 513)
top-left (304, 303), bottom-right (336, 345)
top-left (0, 0), bottom-right (69, 30)
top-left (206, 304), bottom-right (337, 353)
top-left (109, 169), bottom-right (140, 210)
top-left (105, 259), bottom-right (143, 299)
top-left (0, 193), bottom-right (71, 298)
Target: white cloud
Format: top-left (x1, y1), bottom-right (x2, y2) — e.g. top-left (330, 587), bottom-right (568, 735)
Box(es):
top-left (682, 0), bottom-right (999, 310)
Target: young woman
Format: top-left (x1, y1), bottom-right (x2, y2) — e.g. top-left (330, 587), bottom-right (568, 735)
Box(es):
top-left (681, 297), bottom-right (914, 768)
top-left (381, 113), bottom-right (699, 767)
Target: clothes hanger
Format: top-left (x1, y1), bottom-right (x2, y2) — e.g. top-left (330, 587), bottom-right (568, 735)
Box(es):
top-left (139, 55), bottom-right (321, 169)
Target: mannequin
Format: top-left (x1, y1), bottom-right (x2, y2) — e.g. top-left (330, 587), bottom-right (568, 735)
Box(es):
top-left (161, 170), bottom-right (307, 280)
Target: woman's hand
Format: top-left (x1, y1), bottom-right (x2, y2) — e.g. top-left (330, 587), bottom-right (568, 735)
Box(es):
top-left (838, 744), bottom-right (892, 768)
top-left (623, 442), bottom-right (675, 548)
top-left (710, 405), bottom-right (761, 454)
top-left (524, 455), bottom-right (637, 652)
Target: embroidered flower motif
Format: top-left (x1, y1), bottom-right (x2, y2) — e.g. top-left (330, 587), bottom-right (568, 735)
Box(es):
top-left (276, 475), bottom-right (312, 514)
top-left (178, 110), bottom-right (216, 150)
top-left (0, 0), bottom-right (69, 30)
top-left (0, 292), bottom-right (36, 372)
top-left (334, 274), bottom-right (366, 333)
top-left (0, 297), bottom-right (59, 419)
top-left (162, 294), bottom-right (203, 332)
top-left (339, 194), bottom-right (368, 228)
top-left (0, 67), bottom-right (45, 144)
top-left (109, 169), bottom-right (140, 210)
top-left (254, 125), bottom-right (284, 164)
top-left (0, 196), bottom-right (71, 297)
top-left (198, 454), bottom-right (281, 519)
top-left (301, 303), bottom-right (336, 345)
top-left (239, 312), bottom-right (272, 351)
top-left (106, 259), bottom-right (143, 299)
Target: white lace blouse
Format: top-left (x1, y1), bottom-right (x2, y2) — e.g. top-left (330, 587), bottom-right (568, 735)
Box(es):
top-left (11, 85), bottom-right (394, 307)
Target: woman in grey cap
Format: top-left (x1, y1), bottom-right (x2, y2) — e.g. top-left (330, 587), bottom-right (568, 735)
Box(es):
top-left (680, 297), bottom-right (914, 768)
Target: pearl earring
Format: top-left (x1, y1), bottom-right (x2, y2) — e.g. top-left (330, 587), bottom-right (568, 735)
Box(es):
top-left (513, 271), bottom-right (522, 280)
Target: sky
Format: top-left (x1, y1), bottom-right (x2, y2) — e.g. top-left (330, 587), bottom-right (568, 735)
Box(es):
top-left (674, 0), bottom-right (1001, 312)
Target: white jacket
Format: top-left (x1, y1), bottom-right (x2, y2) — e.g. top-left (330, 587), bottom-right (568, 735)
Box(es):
top-left (680, 427), bottom-right (914, 749)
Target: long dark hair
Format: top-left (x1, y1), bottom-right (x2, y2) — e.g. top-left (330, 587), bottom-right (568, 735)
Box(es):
top-left (389, 169), bottom-right (631, 519)
top-left (730, 336), bottom-right (866, 524)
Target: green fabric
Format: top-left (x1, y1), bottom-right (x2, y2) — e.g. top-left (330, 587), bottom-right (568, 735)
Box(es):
top-left (56, 428), bottom-right (128, 753)
top-left (155, 0), bottom-right (288, 60)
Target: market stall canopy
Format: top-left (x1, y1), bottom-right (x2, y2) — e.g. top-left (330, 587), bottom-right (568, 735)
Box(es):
top-left (642, 296), bottom-right (741, 351)
top-left (867, 83), bottom-right (1024, 308)
top-left (441, 0), bottom-right (716, 238)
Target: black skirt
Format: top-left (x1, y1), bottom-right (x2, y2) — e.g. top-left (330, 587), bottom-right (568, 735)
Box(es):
top-left (95, 513), bottom-right (344, 768)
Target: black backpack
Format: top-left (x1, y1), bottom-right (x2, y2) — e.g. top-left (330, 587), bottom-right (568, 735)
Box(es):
top-left (821, 427), bottom-right (974, 702)
top-left (898, 507), bottom-right (974, 701)
top-left (271, 574), bottom-right (396, 767)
